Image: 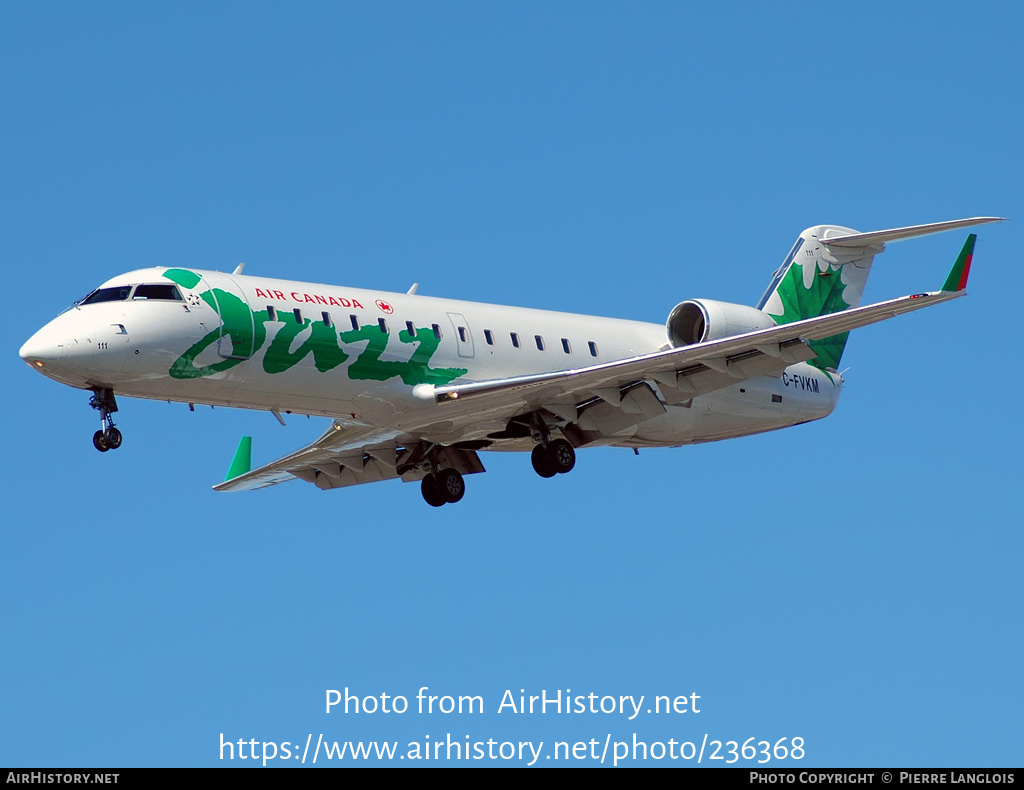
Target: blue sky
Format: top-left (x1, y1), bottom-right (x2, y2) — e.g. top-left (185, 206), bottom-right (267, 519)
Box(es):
top-left (2, 1), bottom-right (1021, 767)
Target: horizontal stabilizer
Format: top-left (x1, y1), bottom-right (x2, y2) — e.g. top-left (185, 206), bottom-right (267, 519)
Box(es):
top-left (820, 217), bottom-right (1003, 248)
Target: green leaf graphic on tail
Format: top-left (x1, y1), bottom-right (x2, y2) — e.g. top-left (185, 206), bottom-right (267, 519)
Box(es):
top-left (765, 262), bottom-right (851, 371)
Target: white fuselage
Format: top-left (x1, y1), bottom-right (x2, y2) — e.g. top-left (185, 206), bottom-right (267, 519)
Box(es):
top-left (20, 267), bottom-right (840, 449)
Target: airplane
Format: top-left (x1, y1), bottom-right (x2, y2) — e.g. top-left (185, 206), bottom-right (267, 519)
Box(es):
top-left (19, 217), bottom-right (1001, 507)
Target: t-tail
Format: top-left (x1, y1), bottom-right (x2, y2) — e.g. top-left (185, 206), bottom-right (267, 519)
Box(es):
top-left (757, 217), bottom-right (1002, 372)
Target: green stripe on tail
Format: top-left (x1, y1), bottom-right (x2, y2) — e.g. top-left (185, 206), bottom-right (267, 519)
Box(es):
top-left (942, 235), bottom-right (976, 292)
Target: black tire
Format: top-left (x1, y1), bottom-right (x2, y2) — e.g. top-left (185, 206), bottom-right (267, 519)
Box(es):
top-left (438, 468), bottom-right (465, 503)
top-left (93, 430), bottom-right (109, 452)
top-left (531, 444), bottom-right (556, 478)
top-left (421, 474), bottom-right (446, 507)
top-left (104, 427), bottom-right (123, 450)
top-left (547, 438), bottom-right (576, 474)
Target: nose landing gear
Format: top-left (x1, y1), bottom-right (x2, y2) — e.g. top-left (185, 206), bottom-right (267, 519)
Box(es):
top-left (89, 387), bottom-right (123, 452)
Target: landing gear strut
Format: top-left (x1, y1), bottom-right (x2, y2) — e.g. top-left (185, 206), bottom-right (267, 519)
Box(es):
top-left (89, 387), bottom-right (122, 452)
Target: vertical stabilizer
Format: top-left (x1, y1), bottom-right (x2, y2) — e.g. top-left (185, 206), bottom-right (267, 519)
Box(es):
top-left (757, 225), bottom-right (879, 370)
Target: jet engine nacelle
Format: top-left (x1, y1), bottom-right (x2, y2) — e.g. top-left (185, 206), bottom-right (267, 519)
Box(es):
top-left (666, 299), bottom-right (777, 347)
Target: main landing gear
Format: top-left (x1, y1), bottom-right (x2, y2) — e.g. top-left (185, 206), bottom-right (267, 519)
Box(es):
top-left (421, 468), bottom-right (465, 508)
top-left (528, 413), bottom-right (576, 479)
top-left (415, 442), bottom-right (467, 507)
top-left (89, 387), bottom-right (123, 452)
top-left (531, 438), bottom-right (576, 478)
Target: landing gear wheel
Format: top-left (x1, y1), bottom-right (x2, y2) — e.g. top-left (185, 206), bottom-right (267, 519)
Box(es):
top-left (438, 468), bottom-right (465, 503)
top-left (89, 388), bottom-right (121, 454)
top-left (547, 438), bottom-right (576, 474)
top-left (103, 427), bottom-right (123, 450)
top-left (531, 444), bottom-right (556, 478)
top-left (421, 474), bottom-right (446, 507)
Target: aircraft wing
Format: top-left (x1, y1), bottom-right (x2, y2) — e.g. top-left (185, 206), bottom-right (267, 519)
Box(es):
top-left (213, 421), bottom-right (486, 492)
top-left (214, 422), bottom-right (398, 491)
top-left (415, 285), bottom-right (963, 416)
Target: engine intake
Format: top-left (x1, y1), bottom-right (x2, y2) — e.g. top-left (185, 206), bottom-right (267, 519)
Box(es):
top-left (667, 299), bottom-right (777, 347)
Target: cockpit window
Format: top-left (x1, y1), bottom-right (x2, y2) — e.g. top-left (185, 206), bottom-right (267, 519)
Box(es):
top-left (80, 286), bottom-right (133, 305)
top-left (78, 283), bottom-right (185, 305)
top-left (132, 283), bottom-right (182, 301)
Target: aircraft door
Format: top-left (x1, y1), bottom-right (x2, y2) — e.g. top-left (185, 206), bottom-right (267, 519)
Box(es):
top-left (201, 272), bottom-right (256, 360)
top-left (447, 312), bottom-right (475, 359)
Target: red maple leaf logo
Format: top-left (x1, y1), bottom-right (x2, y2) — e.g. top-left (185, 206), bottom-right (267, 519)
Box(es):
top-left (376, 299), bottom-right (394, 315)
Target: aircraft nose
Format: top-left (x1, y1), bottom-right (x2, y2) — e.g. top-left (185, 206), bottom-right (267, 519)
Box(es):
top-left (20, 326), bottom-right (65, 371)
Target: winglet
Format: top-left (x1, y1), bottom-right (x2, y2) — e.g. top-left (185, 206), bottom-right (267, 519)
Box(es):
top-left (942, 234), bottom-right (977, 293)
top-left (225, 436), bottom-right (253, 481)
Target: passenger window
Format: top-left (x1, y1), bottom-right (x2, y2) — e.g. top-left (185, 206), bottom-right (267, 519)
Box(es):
top-left (484, 329), bottom-right (494, 345)
top-left (589, 341), bottom-right (599, 357)
top-left (267, 306), bottom-right (278, 322)
top-left (535, 335), bottom-right (545, 351)
top-left (458, 326), bottom-right (468, 343)
top-left (406, 321), bottom-right (416, 337)
top-left (510, 332), bottom-right (520, 348)
top-left (293, 308), bottom-right (303, 324)
top-left (322, 311), bottom-right (333, 328)
top-left (350, 315), bottom-right (360, 331)
top-left (432, 324), bottom-right (442, 339)
top-left (561, 338), bottom-right (571, 354)
top-left (378, 317), bottom-right (389, 334)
